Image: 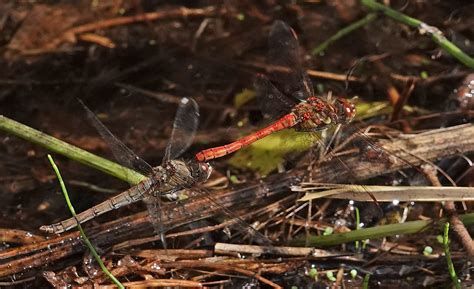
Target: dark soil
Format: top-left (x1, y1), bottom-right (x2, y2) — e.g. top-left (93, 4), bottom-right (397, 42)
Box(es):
top-left (0, 1), bottom-right (473, 288)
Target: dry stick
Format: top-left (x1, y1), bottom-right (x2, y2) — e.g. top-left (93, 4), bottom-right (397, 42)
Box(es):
top-left (421, 164), bottom-right (474, 258)
top-left (0, 229), bottom-right (45, 244)
top-left (130, 249), bottom-right (213, 259)
top-left (239, 61), bottom-right (363, 82)
top-left (214, 243), bottom-right (338, 257)
top-left (99, 279), bottom-right (203, 288)
top-left (162, 260), bottom-right (283, 289)
top-left (2, 124), bottom-right (474, 277)
top-left (315, 124), bottom-right (474, 183)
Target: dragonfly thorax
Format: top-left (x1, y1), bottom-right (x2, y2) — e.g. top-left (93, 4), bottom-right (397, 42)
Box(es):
top-left (292, 97), bottom-right (333, 131)
top-left (292, 97), bottom-right (355, 131)
top-left (150, 160), bottom-right (211, 191)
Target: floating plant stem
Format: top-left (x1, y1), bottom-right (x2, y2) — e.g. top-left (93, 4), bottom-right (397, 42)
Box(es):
top-left (0, 115), bottom-right (145, 185)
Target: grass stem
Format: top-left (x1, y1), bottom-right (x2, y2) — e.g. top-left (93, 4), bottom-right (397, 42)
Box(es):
top-left (443, 222), bottom-right (461, 289)
top-left (292, 212), bottom-right (474, 247)
top-left (47, 154), bottom-right (124, 289)
top-left (361, 0), bottom-right (474, 68)
top-left (312, 13), bottom-right (378, 55)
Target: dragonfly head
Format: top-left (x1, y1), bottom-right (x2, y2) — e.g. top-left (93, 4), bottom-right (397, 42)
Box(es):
top-left (188, 161), bottom-right (213, 182)
top-left (334, 98), bottom-right (356, 124)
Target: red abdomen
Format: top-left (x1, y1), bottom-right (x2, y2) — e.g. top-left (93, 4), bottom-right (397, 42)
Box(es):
top-left (195, 113), bottom-right (298, 162)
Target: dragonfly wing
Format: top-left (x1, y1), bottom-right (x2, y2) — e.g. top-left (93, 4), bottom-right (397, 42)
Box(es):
top-left (143, 191), bottom-right (167, 248)
top-left (162, 97), bottom-right (199, 163)
top-left (78, 99), bottom-right (154, 177)
top-left (255, 74), bottom-right (297, 120)
top-left (267, 20), bottom-right (314, 101)
top-left (186, 185), bottom-right (273, 247)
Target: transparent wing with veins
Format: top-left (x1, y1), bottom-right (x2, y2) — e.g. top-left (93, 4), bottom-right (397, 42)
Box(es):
top-left (255, 74), bottom-right (297, 120)
top-left (163, 97), bottom-right (200, 163)
top-left (267, 20), bottom-right (314, 101)
top-left (163, 98), bottom-right (274, 246)
top-left (79, 99), bottom-right (167, 246)
top-left (158, 173), bottom-right (275, 247)
top-left (78, 99), bottom-right (154, 178)
top-left (255, 22), bottom-right (382, 204)
top-left (148, 97), bottom-right (200, 248)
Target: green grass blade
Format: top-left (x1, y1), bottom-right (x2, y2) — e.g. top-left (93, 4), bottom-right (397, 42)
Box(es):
top-left (355, 206), bottom-right (361, 250)
top-left (362, 273), bottom-right (371, 289)
top-left (292, 212), bottom-right (474, 247)
top-left (443, 222), bottom-right (461, 289)
top-left (312, 13), bottom-right (378, 55)
top-left (48, 154), bottom-right (124, 289)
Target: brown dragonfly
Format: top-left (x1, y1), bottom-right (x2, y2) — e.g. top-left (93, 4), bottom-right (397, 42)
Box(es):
top-left (40, 97), bottom-right (212, 239)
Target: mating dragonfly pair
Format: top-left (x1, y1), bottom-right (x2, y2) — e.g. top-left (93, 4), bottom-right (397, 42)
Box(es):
top-left (40, 21), bottom-right (356, 242)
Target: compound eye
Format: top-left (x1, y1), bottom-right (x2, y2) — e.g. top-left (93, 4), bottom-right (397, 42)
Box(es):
top-left (201, 163), bottom-right (212, 175)
top-left (335, 98), bottom-right (356, 123)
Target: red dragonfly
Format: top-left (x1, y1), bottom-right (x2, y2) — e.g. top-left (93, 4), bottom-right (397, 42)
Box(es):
top-left (194, 20), bottom-right (384, 206)
top-left (195, 21), bottom-right (356, 163)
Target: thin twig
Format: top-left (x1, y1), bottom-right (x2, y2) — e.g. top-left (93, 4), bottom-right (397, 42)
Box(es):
top-left (21, 6), bottom-right (220, 55)
top-left (422, 164), bottom-right (474, 258)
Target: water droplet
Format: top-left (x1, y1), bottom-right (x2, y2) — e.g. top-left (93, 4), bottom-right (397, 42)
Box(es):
top-left (151, 263), bottom-right (161, 271)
